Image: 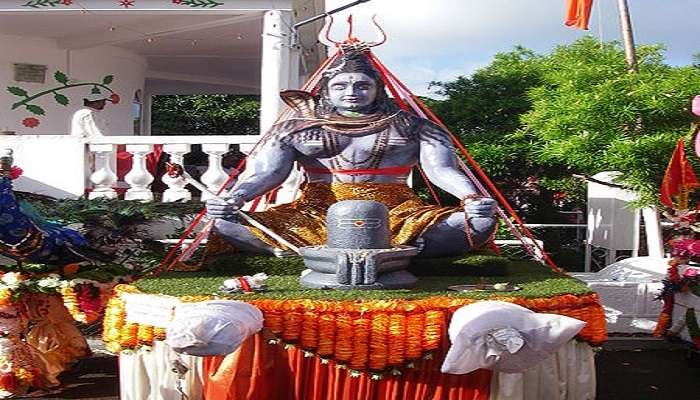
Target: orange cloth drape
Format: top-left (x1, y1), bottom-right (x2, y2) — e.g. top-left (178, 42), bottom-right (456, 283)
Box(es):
top-left (565, 0), bottom-right (594, 30)
top-left (203, 333), bottom-right (491, 400)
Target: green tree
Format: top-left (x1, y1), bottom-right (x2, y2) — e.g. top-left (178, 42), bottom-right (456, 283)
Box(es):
top-left (430, 37), bottom-right (700, 214)
top-left (522, 38), bottom-right (700, 205)
top-left (427, 46), bottom-right (558, 221)
top-left (151, 95), bottom-right (260, 135)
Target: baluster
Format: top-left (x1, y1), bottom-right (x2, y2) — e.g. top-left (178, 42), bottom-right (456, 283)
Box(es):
top-left (124, 144), bottom-right (154, 202)
top-left (88, 144), bottom-right (118, 200)
top-left (162, 144), bottom-right (192, 202)
top-left (200, 144), bottom-right (229, 201)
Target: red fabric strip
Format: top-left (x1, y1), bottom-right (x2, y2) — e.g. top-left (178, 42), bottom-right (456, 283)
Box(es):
top-left (237, 277), bottom-right (252, 293)
top-left (305, 165), bottom-right (413, 176)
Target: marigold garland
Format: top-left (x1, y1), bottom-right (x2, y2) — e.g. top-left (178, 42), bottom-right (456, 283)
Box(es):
top-left (60, 284), bottom-right (111, 324)
top-left (281, 303), bottom-right (303, 342)
top-left (368, 313), bottom-right (389, 370)
top-left (387, 313), bottom-right (406, 365)
top-left (101, 284), bottom-right (608, 371)
top-left (423, 310), bottom-right (445, 350)
top-left (0, 356), bottom-right (41, 395)
top-left (350, 315), bottom-right (370, 370)
top-left (300, 310), bottom-right (319, 350)
top-left (317, 312), bottom-right (336, 357)
top-left (334, 314), bottom-right (354, 362)
top-left (405, 312), bottom-right (425, 360)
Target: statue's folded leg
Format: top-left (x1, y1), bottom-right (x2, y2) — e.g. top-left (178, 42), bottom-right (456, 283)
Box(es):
top-left (212, 219), bottom-right (277, 255)
top-left (416, 212), bottom-right (497, 258)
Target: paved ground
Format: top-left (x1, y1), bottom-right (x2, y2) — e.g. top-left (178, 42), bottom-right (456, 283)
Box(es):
top-left (16, 337), bottom-right (700, 400)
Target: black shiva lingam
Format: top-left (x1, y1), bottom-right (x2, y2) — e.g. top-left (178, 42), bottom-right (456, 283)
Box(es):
top-left (299, 200), bottom-right (418, 290)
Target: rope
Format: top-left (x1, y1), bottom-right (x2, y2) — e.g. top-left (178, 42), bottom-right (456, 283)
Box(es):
top-left (154, 51), bottom-right (343, 275)
top-left (368, 52), bottom-right (561, 272)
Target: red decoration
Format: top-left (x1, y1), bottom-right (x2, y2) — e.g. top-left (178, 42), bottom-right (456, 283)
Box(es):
top-left (660, 138), bottom-right (700, 208)
top-left (109, 93), bottom-right (121, 104)
top-left (9, 167), bottom-right (22, 180)
top-left (21, 117), bottom-right (39, 128)
top-left (61, 0), bottom-right (73, 4)
top-left (564, 0), bottom-right (594, 30)
top-left (75, 284), bottom-right (102, 316)
top-left (119, 0), bottom-right (135, 8)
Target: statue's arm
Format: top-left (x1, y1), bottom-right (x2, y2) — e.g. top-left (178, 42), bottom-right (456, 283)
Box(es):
top-left (418, 122), bottom-right (479, 199)
top-left (228, 134), bottom-right (296, 202)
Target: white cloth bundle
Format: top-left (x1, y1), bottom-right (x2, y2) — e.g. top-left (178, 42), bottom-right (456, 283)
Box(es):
top-left (165, 300), bottom-right (263, 356)
top-left (441, 301), bottom-right (585, 375)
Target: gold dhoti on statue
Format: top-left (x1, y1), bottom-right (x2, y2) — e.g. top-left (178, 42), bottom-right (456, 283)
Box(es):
top-left (246, 183), bottom-right (458, 249)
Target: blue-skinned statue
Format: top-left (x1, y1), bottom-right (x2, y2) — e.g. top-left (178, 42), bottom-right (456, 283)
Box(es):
top-left (207, 51), bottom-right (498, 258)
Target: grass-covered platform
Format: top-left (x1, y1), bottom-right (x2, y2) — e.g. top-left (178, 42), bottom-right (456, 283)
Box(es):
top-left (105, 253), bottom-right (606, 367)
top-left (135, 254), bottom-right (593, 301)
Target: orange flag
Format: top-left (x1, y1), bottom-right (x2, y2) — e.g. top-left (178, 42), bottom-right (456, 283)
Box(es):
top-left (565, 0), bottom-right (594, 30)
top-left (660, 138), bottom-right (700, 208)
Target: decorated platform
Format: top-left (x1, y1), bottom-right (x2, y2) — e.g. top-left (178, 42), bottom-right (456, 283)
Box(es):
top-left (103, 255), bottom-right (606, 400)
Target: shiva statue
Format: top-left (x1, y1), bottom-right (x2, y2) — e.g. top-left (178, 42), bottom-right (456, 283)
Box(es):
top-left (207, 51), bottom-right (497, 258)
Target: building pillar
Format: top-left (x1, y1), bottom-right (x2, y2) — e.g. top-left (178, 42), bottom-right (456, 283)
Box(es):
top-left (260, 9), bottom-right (295, 133)
top-left (259, 9), bottom-right (302, 205)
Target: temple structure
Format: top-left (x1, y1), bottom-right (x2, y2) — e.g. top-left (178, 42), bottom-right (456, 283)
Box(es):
top-left (0, 0), bottom-right (324, 200)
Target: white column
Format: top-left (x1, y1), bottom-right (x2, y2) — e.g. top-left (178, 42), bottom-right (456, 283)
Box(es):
top-left (200, 144), bottom-right (229, 201)
top-left (162, 143), bottom-right (192, 203)
top-left (88, 144), bottom-right (118, 200)
top-left (260, 9), bottom-right (293, 133)
top-left (124, 144), bottom-right (154, 202)
top-left (259, 9), bottom-right (303, 206)
top-left (642, 206), bottom-right (664, 258)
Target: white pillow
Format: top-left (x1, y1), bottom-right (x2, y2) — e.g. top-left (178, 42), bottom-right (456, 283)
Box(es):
top-left (165, 300), bottom-right (263, 356)
top-left (441, 301), bottom-right (585, 374)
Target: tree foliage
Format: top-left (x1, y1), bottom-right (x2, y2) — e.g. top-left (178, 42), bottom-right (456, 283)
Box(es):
top-left (430, 37), bottom-right (700, 215)
top-left (151, 94), bottom-right (260, 135)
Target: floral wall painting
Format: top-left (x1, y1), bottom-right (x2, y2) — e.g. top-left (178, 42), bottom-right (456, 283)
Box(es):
top-left (21, 0), bottom-right (225, 8)
top-left (6, 70), bottom-right (119, 129)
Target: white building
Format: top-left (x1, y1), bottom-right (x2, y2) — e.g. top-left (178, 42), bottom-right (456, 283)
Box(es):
top-left (0, 0), bottom-right (325, 200)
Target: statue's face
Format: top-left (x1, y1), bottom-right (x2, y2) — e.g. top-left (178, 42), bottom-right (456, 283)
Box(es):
top-left (327, 72), bottom-right (378, 113)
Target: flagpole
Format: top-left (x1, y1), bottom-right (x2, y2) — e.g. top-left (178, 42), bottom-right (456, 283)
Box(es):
top-left (616, 0), bottom-right (638, 72)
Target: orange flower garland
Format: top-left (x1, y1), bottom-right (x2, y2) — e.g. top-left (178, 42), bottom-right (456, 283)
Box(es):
top-left (281, 302), bottom-right (303, 342)
top-left (102, 291), bottom-right (127, 353)
top-left (334, 313), bottom-right (354, 362)
top-left (0, 289), bottom-right (12, 306)
top-left (137, 324), bottom-right (154, 346)
top-left (60, 286), bottom-right (82, 323)
top-left (101, 285), bottom-right (607, 373)
top-left (405, 312), bottom-right (424, 359)
top-left (300, 309), bottom-right (319, 350)
top-left (0, 356), bottom-right (40, 395)
top-left (60, 284), bottom-right (109, 324)
top-left (387, 313), bottom-right (406, 365)
top-left (349, 315), bottom-right (370, 370)
top-left (423, 310), bottom-right (445, 350)
top-left (317, 312), bottom-right (336, 357)
top-left (368, 313), bottom-right (389, 370)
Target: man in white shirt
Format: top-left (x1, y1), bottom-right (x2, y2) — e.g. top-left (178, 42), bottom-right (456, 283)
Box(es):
top-left (70, 93), bottom-right (113, 138)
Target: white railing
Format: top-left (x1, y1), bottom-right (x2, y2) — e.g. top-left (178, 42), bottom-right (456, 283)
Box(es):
top-left (86, 135), bottom-right (261, 202)
top-left (0, 134), bottom-right (261, 201)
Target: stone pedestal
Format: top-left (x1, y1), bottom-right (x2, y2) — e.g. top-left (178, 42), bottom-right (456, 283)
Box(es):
top-left (299, 200), bottom-right (418, 290)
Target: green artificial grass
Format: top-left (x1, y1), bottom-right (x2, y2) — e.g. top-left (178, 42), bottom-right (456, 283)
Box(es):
top-left (136, 255), bottom-right (592, 301)
top-left (205, 253), bottom-right (509, 277)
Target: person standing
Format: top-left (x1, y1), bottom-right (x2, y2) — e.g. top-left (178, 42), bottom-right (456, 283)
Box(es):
top-left (70, 93), bottom-right (114, 138)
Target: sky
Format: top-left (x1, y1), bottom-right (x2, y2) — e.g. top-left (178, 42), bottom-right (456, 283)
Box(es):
top-left (323, 0), bottom-right (700, 97)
